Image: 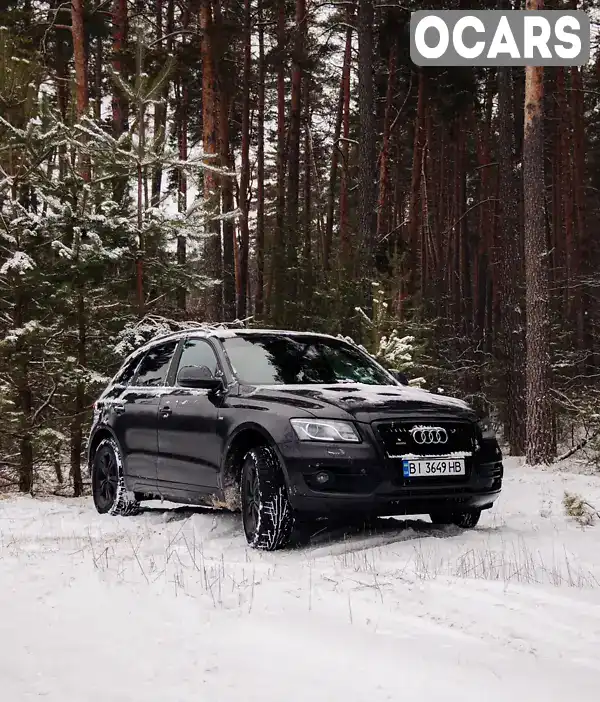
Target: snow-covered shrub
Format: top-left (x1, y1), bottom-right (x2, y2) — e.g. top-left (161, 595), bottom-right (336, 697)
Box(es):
top-left (377, 330), bottom-right (415, 372)
top-left (563, 491), bottom-right (599, 526)
top-left (351, 282), bottom-right (430, 385)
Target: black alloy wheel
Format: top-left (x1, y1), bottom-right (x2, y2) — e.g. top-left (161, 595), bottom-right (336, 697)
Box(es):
top-left (91, 437), bottom-right (140, 516)
top-left (93, 443), bottom-right (119, 513)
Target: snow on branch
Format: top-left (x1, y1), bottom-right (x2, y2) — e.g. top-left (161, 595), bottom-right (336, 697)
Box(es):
top-left (113, 314), bottom-right (251, 358)
top-left (0, 251), bottom-right (35, 275)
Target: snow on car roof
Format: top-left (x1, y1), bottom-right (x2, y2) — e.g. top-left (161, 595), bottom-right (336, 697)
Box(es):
top-left (211, 328), bottom-right (340, 341)
top-left (121, 328), bottom-right (341, 365)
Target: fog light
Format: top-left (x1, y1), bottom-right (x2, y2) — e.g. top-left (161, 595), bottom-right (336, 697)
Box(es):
top-left (315, 471), bottom-right (330, 485)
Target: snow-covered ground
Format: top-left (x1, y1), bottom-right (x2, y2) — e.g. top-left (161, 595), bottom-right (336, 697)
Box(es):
top-left (1, 459), bottom-right (600, 701)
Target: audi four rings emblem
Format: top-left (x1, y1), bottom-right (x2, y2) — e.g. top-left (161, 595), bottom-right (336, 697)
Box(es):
top-left (410, 426), bottom-right (448, 445)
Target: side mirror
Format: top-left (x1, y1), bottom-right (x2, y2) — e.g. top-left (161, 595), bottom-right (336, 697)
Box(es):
top-left (177, 365), bottom-right (223, 390)
top-left (390, 370), bottom-right (409, 386)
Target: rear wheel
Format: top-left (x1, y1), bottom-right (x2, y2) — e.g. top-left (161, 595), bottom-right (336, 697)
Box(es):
top-left (241, 446), bottom-right (292, 550)
top-left (430, 509), bottom-right (481, 529)
top-left (92, 437), bottom-right (139, 516)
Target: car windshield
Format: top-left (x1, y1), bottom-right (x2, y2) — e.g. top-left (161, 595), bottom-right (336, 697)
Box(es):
top-left (222, 334), bottom-right (394, 386)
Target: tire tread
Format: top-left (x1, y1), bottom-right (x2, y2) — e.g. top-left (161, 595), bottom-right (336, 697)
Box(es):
top-left (243, 446), bottom-right (292, 551)
top-left (93, 437), bottom-right (140, 517)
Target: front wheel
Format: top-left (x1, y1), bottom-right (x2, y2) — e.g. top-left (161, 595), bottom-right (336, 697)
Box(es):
top-left (430, 509), bottom-right (481, 529)
top-left (241, 446), bottom-right (293, 551)
top-left (92, 437), bottom-right (140, 516)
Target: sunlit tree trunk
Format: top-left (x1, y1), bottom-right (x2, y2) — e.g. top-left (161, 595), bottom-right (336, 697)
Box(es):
top-left (200, 0), bottom-right (222, 321)
top-left (70, 0), bottom-right (89, 497)
top-left (523, 0), bottom-right (554, 464)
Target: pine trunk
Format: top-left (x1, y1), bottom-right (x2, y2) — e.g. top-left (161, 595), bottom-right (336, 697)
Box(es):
top-left (151, 0), bottom-right (172, 208)
top-left (72, 0), bottom-right (88, 118)
top-left (270, 0), bottom-right (287, 323)
top-left (407, 68), bottom-right (426, 303)
top-left (497, 66), bottom-right (526, 455)
top-left (237, 0), bottom-right (252, 320)
top-left (93, 37), bottom-right (102, 123)
top-left (14, 290), bottom-right (33, 493)
top-left (176, 3), bottom-right (191, 311)
top-left (523, 0), bottom-right (554, 464)
top-left (325, 23), bottom-right (352, 272)
top-left (473, 75), bottom-right (494, 351)
top-left (303, 75), bottom-right (313, 314)
top-left (70, 0), bottom-right (89, 497)
top-left (176, 92), bottom-right (188, 310)
top-left (255, 0), bottom-right (266, 317)
top-left (200, 0), bottom-right (222, 321)
top-left (213, 0), bottom-right (236, 321)
top-left (177, 70), bottom-right (188, 312)
top-left (339, 18), bottom-right (352, 266)
top-left (357, 0), bottom-right (377, 294)
top-left (111, 0), bottom-right (129, 135)
top-left (134, 24), bottom-right (146, 318)
top-left (284, 0), bottom-right (306, 324)
top-left (571, 66), bottom-right (586, 348)
top-left (54, 13), bottom-right (69, 181)
top-left (376, 41), bottom-right (397, 243)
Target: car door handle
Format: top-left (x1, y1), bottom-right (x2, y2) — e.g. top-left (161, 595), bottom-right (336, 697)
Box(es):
top-left (160, 405), bottom-right (172, 418)
top-left (113, 402), bottom-right (126, 415)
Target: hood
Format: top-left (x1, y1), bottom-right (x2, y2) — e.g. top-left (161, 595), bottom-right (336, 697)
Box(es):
top-left (244, 383), bottom-right (475, 422)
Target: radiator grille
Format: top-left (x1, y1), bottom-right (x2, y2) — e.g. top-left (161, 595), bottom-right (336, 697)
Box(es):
top-left (376, 420), bottom-right (477, 458)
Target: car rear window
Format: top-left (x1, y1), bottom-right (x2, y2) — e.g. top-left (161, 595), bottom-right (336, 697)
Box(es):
top-left (112, 354), bottom-right (142, 386)
top-left (134, 341), bottom-right (178, 387)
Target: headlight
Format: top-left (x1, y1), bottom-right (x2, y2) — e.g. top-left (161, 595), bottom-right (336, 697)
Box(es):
top-left (290, 418), bottom-right (360, 443)
top-left (477, 417), bottom-right (495, 440)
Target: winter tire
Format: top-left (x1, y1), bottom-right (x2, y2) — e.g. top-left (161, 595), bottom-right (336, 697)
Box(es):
top-left (92, 437), bottom-right (140, 516)
top-left (241, 446), bottom-right (293, 551)
top-left (430, 509), bottom-right (481, 529)
top-left (452, 510), bottom-right (481, 529)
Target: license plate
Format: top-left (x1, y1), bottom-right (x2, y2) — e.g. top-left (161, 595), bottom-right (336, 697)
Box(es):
top-left (402, 458), bottom-right (465, 477)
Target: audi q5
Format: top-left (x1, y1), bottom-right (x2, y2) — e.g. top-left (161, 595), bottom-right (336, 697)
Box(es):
top-left (88, 329), bottom-right (503, 550)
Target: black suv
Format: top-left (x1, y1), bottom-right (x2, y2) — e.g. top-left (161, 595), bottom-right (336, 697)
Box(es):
top-left (88, 329), bottom-right (503, 550)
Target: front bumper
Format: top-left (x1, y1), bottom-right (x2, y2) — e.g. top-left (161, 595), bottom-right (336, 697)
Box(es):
top-left (279, 430), bottom-right (503, 518)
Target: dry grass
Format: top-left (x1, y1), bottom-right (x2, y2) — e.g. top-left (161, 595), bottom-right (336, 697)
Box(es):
top-left (328, 532), bottom-right (600, 590)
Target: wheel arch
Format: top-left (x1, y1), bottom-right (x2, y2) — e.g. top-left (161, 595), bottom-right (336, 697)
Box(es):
top-left (87, 425), bottom-right (119, 475)
top-left (221, 423), bottom-right (288, 507)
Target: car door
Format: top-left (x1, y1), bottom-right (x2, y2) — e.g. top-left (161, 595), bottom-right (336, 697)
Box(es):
top-left (112, 339), bottom-right (179, 490)
top-left (157, 337), bottom-right (224, 491)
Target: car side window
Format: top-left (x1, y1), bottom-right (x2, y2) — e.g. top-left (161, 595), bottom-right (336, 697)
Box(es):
top-left (112, 354), bottom-right (142, 386)
top-left (134, 341), bottom-right (178, 387)
top-left (175, 339), bottom-right (220, 384)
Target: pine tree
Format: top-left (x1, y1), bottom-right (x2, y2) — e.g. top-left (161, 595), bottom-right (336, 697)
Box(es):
top-left (523, 0), bottom-right (554, 464)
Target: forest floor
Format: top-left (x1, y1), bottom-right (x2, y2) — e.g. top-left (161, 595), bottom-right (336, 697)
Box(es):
top-left (1, 459), bottom-right (600, 701)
